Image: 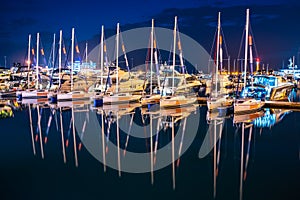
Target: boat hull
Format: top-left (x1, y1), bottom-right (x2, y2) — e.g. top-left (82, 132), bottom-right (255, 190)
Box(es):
top-left (234, 99), bottom-right (265, 114)
top-left (141, 94), bottom-right (161, 106)
top-left (20, 90), bottom-right (48, 99)
top-left (57, 92), bottom-right (92, 102)
top-left (207, 97), bottom-right (233, 112)
top-left (160, 96), bottom-right (196, 109)
top-left (103, 94), bottom-right (141, 105)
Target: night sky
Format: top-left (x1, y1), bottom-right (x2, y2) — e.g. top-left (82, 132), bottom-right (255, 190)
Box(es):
top-left (1, 0), bottom-right (300, 70)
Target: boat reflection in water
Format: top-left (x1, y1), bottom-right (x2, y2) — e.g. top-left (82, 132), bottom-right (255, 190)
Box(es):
top-left (24, 99), bottom-right (199, 189)
top-left (26, 101), bottom-right (91, 166)
top-left (204, 105), bottom-right (293, 200)
top-left (20, 98), bottom-right (297, 199)
top-left (252, 108), bottom-right (292, 128)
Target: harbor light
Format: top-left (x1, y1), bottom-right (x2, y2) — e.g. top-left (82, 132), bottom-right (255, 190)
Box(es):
top-left (256, 57), bottom-right (260, 71)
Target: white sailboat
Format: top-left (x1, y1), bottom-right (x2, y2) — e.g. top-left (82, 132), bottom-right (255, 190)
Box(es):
top-left (103, 23), bottom-right (141, 105)
top-left (207, 12), bottom-right (233, 112)
top-left (160, 16), bottom-right (196, 108)
top-left (141, 19), bottom-right (161, 106)
top-left (234, 9), bottom-right (264, 114)
top-left (56, 28), bottom-right (92, 102)
top-left (19, 33), bottom-right (49, 102)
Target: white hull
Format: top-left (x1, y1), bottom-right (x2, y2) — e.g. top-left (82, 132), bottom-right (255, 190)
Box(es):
top-left (141, 94), bottom-right (161, 106)
top-left (57, 91), bottom-right (92, 102)
top-left (57, 100), bottom-right (91, 108)
top-left (21, 98), bottom-right (48, 104)
top-left (234, 99), bottom-right (265, 114)
top-left (103, 94), bottom-right (141, 104)
top-left (160, 95), bottom-right (196, 108)
top-left (20, 90), bottom-right (48, 99)
top-left (207, 96), bottom-right (233, 112)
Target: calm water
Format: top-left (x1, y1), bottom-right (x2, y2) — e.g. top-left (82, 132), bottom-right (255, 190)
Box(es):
top-left (0, 95), bottom-right (299, 200)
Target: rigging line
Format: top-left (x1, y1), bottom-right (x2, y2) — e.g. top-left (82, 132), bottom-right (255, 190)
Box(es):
top-left (83, 41), bottom-right (88, 62)
top-left (208, 26), bottom-right (218, 72)
top-left (47, 43), bottom-right (54, 67)
top-left (237, 28), bottom-right (245, 61)
top-left (74, 34), bottom-right (81, 60)
top-left (142, 35), bottom-right (152, 91)
top-left (62, 39), bottom-right (68, 67)
top-left (38, 36), bottom-right (44, 65)
top-left (104, 39), bottom-right (111, 67)
top-left (176, 25), bottom-right (185, 65)
top-left (249, 25), bottom-right (259, 59)
top-left (97, 34), bottom-right (101, 68)
top-left (153, 30), bottom-right (162, 64)
top-left (53, 42), bottom-right (59, 69)
top-left (119, 31), bottom-right (130, 74)
top-left (64, 39), bottom-right (72, 68)
top-left (168, 42), bottom-right (173, 65)
top-left (220, 28), bottom-right (230, 59)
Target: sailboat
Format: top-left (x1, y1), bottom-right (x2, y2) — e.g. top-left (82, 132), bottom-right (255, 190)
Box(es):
top-left (103, 23), bottom-right (141, 105)
top-left (234, 9), bottom-right (264, 114)
top-left (17, 33), bottom-right (49, 101)
top-left (141, 19), bottom-right (161, 106)
top-left (160, 16), bottom-right (197, 108)
top-left (55, 28), bottom-right (92, 102)
top-left (207, 12), bottom-right (233, 112)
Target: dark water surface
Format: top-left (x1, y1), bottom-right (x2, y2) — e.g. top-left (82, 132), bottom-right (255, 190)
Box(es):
top-left (0, 99), bottom-right (299, 200)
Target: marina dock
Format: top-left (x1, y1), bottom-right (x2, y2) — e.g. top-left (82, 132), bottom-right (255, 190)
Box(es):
top-left (264, 101), bottom-right (300, 110)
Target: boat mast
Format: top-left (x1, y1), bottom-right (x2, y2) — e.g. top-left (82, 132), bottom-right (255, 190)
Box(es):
top-left (59, 30), bottom-right (62, 89)
top-left (71, 28), bottom-right (74, 91)
top-left (116, 23), bottom-right (120, 94)
top-left (52, 34), bottom-right (55, 69)
top-left (27, 34), bottom-right (31, 88)
top-left (243, 9), bottom-right (250, 92)
top-left (249, 35), bottom-right (254, 88)
top-left (36, 32), bottom-right (39, 90)
top-left (177, 21), bottom-right (187, 91)
top-left (85, 42), bottom-right (88, 63)
top-left (150, 19), bottom-right (154, 95)
top-left (100, 25), bottom-right (104, 86)
top-left (215, 12), bottom-right (221, 97)
top-left (153, 34), bottom-right (160, 90)
top-left (172, 16), bottom-right (177, 94)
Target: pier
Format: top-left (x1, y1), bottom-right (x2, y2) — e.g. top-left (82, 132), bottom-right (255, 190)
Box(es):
top-left (264, 101), bottom-right (300, 110)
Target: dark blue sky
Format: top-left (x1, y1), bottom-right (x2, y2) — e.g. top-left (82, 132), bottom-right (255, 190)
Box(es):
top-left (1, 0), bottom-right (300, 69)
